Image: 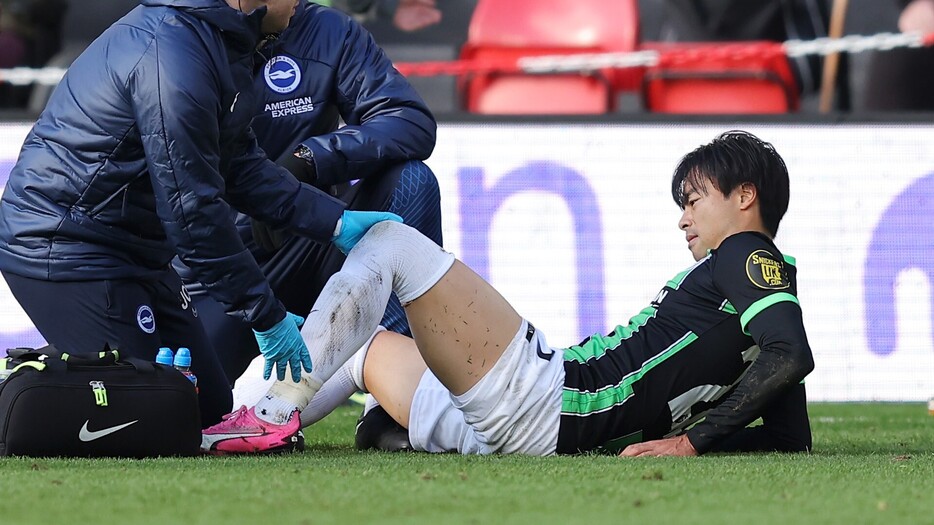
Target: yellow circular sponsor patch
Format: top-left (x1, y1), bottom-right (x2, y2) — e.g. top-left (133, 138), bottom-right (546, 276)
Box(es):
top-left (745, 249), bottom-right (790, 289)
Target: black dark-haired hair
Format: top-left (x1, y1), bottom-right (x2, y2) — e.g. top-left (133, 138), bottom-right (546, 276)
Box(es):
top-left (670, 130), bottom-right (790, 237)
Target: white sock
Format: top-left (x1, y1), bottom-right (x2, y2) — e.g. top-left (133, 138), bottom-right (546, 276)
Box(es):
top-left (348, 325), bottom-right (384, 392)
top-left (256, 222), bottom-right (453, 425)
top-left (254, 374), bottom-right (323, 425)
top-left (251, 325), bottom-right (387, 426)
top-left (304, 221), bottom-right (453, 387)
top-left (297, 326), bottom-right (385, 427)
top-left (363, 393), bottom-right (380, 417)
top-left (296, 368), bottom-right (357, 428)
top-left (235, 354), bottom-right (357, 427)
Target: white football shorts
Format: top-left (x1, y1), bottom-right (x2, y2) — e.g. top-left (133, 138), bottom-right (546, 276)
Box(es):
top-left (408, 319), bottom-right (565, 456)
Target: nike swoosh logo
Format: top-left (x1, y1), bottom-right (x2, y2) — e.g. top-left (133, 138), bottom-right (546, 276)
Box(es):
top-left (535, 339), bottom-right (554, 361)
top-left (79, 419), bottom-right (139, 442)
top-left (200, 431), bottom-right (265, 451)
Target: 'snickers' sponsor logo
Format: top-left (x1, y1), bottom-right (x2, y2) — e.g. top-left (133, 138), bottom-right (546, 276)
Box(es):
top-left (745, 250), bottom-right (789, 289)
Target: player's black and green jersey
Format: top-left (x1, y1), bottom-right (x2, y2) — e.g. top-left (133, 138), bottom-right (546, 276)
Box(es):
top-left (556, 231), bottom-right (810, 454)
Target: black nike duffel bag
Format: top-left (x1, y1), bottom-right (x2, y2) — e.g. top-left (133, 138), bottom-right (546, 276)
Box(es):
top-left (0, 345), bottom-right (200, 457)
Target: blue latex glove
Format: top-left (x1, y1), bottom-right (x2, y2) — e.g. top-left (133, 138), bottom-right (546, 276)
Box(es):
top-left (332, 210), bottom-right (403, 255)
top-left (252, 312), bottom-right (312, 382)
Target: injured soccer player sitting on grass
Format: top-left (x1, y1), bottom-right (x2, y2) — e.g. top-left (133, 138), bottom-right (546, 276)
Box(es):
top-left (202, 131), bottom-right (816, 457)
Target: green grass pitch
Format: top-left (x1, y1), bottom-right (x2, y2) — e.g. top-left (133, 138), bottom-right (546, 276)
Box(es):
top-left (1, 403), bottom-right (931, 525)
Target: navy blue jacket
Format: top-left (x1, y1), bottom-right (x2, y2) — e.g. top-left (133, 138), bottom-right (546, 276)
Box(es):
top-left (250, 2), bottom-right (436, 184)
top-left (0, 0), bottom-right (346, 330)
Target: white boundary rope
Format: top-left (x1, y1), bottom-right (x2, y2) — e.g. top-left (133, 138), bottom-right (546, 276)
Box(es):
top-left (0, 66), bottom-right (67, 86)
top-left (520, 32), bottom-right (931, 75)
top-left (784, 31), bottom-right (929, 57)
top-left (2, 32), bottom-right (932, 84)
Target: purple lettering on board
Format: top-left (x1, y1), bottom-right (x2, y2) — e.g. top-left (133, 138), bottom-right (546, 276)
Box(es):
top-left (457, 162), bottom-right (606, 341)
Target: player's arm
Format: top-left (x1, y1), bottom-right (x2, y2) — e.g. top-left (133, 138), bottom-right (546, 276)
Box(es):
top-left (223, 127), bottom-right (345, 242)
top-left (623, 236), bottom-right (815, 458)
top-left (685, 295), bottom-right (813, 454)
top-left (622, 376), bottom-right (811, 457)
top-left (290, 10), bottom-right (437, 187)
top-left (685, 235), bottom-right (815, 454)
top-left (704, 363), bottom-right (812, 453)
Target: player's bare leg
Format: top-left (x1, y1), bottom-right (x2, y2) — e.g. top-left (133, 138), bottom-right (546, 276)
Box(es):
top-left (362, 330), bottom-right (427, 428)
top-left (403, 260), bottom-right (521, 395)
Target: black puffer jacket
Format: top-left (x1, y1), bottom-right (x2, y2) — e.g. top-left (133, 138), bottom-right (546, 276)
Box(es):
top-left (0, 0), bottom-right (345, 330)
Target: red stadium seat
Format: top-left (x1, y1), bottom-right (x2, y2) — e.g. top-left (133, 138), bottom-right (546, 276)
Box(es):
top-left (464, 0), bottom-right (638, 50)
top-left (459, 0), bottom-right (639, 114)
top-left (465, 71), bottom-right (612, 115)
top-left (640, 42), bottom-right (800, 114)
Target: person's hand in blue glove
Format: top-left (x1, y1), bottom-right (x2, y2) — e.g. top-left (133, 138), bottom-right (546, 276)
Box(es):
top-left (332, 210), bottom-right (403, 255)
top-left (252, 312), bottom-right (313, 382)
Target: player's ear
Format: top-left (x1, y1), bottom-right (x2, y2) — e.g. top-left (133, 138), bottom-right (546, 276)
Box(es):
top-left (737, 183), bottom-right (757, 210)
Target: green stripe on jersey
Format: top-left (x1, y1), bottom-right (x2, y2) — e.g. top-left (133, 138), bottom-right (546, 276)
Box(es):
top-left (740, 292), bottom-right (799, 334)
top-left (564, 307), bottom-right (656, 364)
top-left (666, 269), bottom-right (691, 290)
top-left (562, 332), bottom-right (698, 415)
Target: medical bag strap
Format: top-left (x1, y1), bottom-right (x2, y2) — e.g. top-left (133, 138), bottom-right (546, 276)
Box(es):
top-left (58, 352), bottom-right (156, 373)
top-left (5, 343), bottom-right (155, 373)
top-left (60, 349), bottom-right (121, 366)
top-left (5, 342), bottom-right (61, 360)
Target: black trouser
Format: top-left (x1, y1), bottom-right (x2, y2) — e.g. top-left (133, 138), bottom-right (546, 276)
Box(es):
top-left (2, 269), bottom-right (232, 428)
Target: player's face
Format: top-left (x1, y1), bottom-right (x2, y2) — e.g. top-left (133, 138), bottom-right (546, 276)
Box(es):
top-left (260, 0), bottom-right (298, 33)
top-left (678, 176), bottom-right (745, 261)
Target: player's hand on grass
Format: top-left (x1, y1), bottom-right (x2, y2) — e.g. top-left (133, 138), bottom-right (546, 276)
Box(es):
top-left (252, 312), bottom-right (312, 382)
top-left (619, 434), bottom-right (698, 457)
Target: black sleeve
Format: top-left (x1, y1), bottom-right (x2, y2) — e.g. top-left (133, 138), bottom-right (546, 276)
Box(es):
top-left (685, 233), bottom-right (815, 454)
top-left (706, 382), bottom-right (812, 453)
top-left (687, 301), bottom-right (815, 453)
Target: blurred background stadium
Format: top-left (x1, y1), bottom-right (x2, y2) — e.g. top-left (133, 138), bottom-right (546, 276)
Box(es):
top-left (1, 0), bottom-right (933, 403)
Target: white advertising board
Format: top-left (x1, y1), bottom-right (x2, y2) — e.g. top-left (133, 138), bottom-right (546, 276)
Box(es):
top-left (1, 121), bottom-right (932, 401)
